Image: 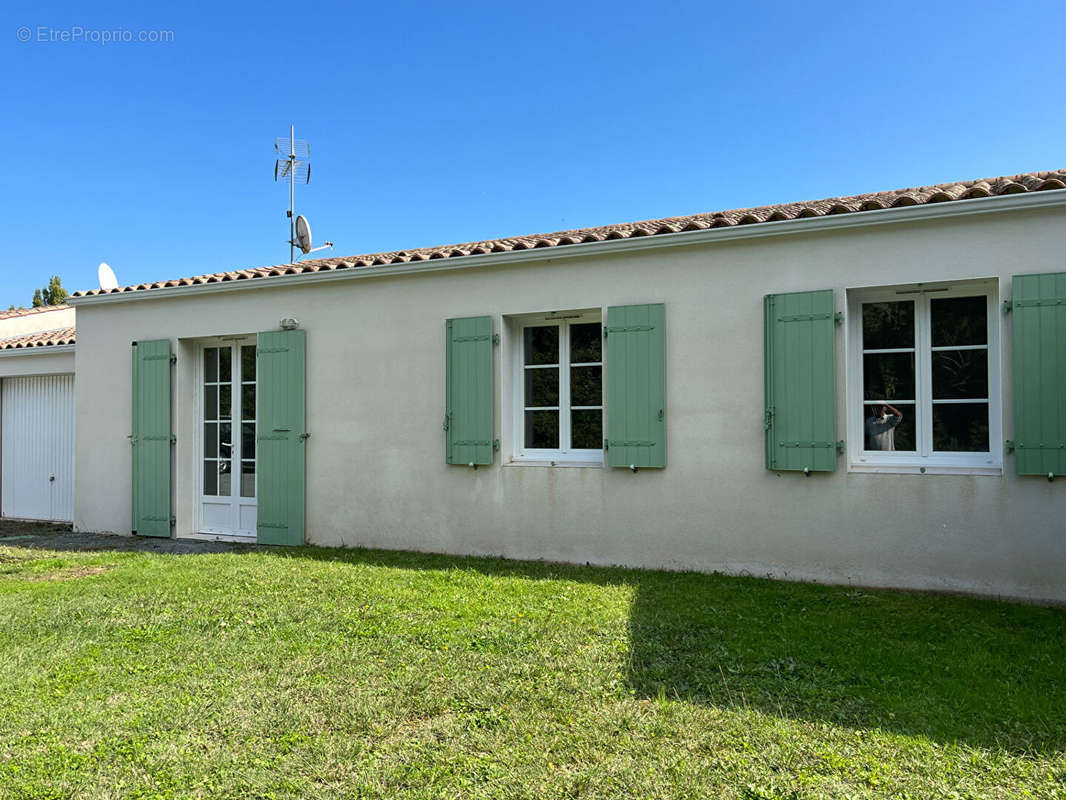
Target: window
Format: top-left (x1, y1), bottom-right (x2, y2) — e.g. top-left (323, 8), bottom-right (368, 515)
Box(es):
top-left (847, 280), bottom-right (1001, 474)
top-left (511, 311), bottom-right (603, 463)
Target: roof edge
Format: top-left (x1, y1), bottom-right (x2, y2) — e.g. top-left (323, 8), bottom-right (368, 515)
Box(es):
top-left (69, 188), bottom-right (1066, 308)
top-left (0, 344), bottom-right (75, 357)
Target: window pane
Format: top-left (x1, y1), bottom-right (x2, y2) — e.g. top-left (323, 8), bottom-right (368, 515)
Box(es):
top-left (863, 352), bottom-right (915, 400)
top-left (932, 350), bottom-right (988, 400)
top-left (241, 461), bottom-right (255, 498)
top-left (242, 422), bottom-right (256, 461)
top-left (524, 410), bottom-right (559, 449)
top-left (219, 461), bottom-right (232, 496)
top-left (933, 403), bottom-right (989, 452)
top-left (931, 296), bottom-right (987, 347)
top-left (571, 366), bottom-right (602, 407)
top-left (242, 385), bottom-right (256, 421)
top-left (203, 422), bottom-right (218, 459)
top-left (220, 423), bottom-right (232, 460)
top-left (571, 410), bottom-right (603, 450)
top-left (863, 404), bottom-right (916, 452)
top-left (862, 301), bottom-right (914, 350)
top-left (204, 385), bottom-right (218, 421)
top-left (242, 345), bottom-right (257, 382)
top-left (570, 322), bottom-right (602, 363)
top-left (219, 384), bottom-right (231, 420)
top-left (523, 326), bottom-right (559, 366)
top-left (203, 460), bottom-right (218, 496)
top-left (205, 348), bottom-right (218, 383)
top-left (219, 347), bottom-right (232, 382)
top-left (524, 367), bottom-right (559, 407)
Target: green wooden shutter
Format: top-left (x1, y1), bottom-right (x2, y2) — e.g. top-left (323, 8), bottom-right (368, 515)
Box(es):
top-left (606, 303), bottom-right (666, 468)
top-left (1010, 271), bottom-right (1066, 477)
top-left (445, 316), bottom-right (495, 465)
top-left (131, 339), bottom-right (172, 537)
top-left (764, 290), bottom-right (838, 472)
top-left (256, 329), bottom-right (307, 546)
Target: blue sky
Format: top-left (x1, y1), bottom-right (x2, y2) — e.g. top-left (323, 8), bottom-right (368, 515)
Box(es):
top-left (2, 1), bottom-right (1065, 307)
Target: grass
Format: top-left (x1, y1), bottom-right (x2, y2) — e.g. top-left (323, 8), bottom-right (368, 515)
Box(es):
top-left (0, 532), bottom-right (1065, 798)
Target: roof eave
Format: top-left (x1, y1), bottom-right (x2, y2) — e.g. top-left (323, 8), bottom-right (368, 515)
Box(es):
top-left (0, 344), bottom-right (76, 357)
top-left (68, 188), bottom-right (1066, 307)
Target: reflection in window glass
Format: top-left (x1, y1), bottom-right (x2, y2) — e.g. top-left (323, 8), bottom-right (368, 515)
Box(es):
top-left (241, 345), bottom-right (257, 382)
top-left (524, 410), bottom-right (559, 449)
top-left (524, 326), bottom-right (558, 365)
top-left (219, 347), bottom-right (232, 382)
top-left (863, 404), bottom-right (915, 452)
top-left (219, 461), bottom-right (231, 496)
top-left (571, 410), bottom-right (602, 449)
top-left (931, 297), bottom-right (986, 347)
top-left (570, 323), bottom-right (602, 363)
top-left (932, 350), bottom-right (988, 400)
top-left (933, 403), bottom-right (989, 452)
top-left (204, 460), bottom-right (217, 496)
top-left (524, 368), bottom-right (559, 407)
top-left (863, 352), bottom-right (915, 401)
top-left (863, 301), bottom-right (914, 349)
top-left (241, 461), bottom-right (255, 498)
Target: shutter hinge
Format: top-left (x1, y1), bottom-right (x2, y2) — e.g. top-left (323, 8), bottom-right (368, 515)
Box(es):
top-left (1005, 439), bottom-right (1015, 453)
top-left (603, 438), bottom-right (609, 451)
top-left (1002, 300), bottom-right (1012, 314)
top-left (492, 333), bottom-right (500, 345)
top-left (836, 440), bottom-right (845, 454)
top-left (764, 407), bottom-right (774, 430)
top-left (170, 354), bottom-right (177, 365)
top-left (493, 439), bottom-right (500, 450)
top-left (657, 408), bottom-right (664, 421)
top-left (298, 432), bottom-right (310, 441)
top-left (170, 434), bottom-right (176, 444)
top-left (442, 413), bottom-right (451, 432)
top-left (834, 312), bottom-right (843, 325)
top-left (170, 516), bottom-right (176, 527)
top-left (128, 434), bottom-right (136, 445)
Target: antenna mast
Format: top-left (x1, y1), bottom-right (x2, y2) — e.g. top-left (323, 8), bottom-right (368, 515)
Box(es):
top-left (274, 126), bottom-right (331, 263)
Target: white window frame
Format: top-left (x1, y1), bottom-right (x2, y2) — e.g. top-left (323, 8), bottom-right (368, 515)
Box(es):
top-left (509, 309), bottom-right (604, 465)
top-left (846, 278), bottom-right (1002, 475)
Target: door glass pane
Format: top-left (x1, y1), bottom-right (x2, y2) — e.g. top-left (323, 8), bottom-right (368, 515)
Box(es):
top-left (218, 461), bottom-right (232, 496)
top-left (931, 296), bottom-right (987, 347)
top-left (220, 423), bottom-right (232, 460)
top-left (203, 461), bottom-right (218, 496)
top-left (932, 350), bottom-right (988, 400)
top-left (524, 410), bottom-right (559, 449)
top-left (242, 385), bottom-right (256, 421)
top-left (933, 403), bottom-right (989, 452)
top-left (241, 461), bottom-right (255, 498)
top-left (219, 347), bottom-right (232, 382)
top-left (203, 423), bottom-right (218, 459)
top-left (204, 385), bottom-right (218, 421)
top-left (524, 326), bottom-right (559, 365)
top-left (524, 368), bottom-right (559, 407)
top-left (863, 353), bottom-right (915, 401)
top-left (862, 301), bottom-right (914, 349)
top-left (242, 423), bottom-right (256, 461)
top-left (571, 366), bottom-right (602, 407)
top-left (205, 348), bottom-right (218, 383)
top-left (863, 404), bottom-right (916, 452)
top-left (219, 385), bottom-right (231, 420)
top-left (570, 322), bottom-right (602, 363)
top-left (571, 410), bottom-right (602, 449)
top-left (242, 345), bottom-right (257, 382)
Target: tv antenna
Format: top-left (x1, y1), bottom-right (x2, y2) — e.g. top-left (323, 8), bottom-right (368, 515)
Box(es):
top-left (274, 125), bottom-right (333, 263)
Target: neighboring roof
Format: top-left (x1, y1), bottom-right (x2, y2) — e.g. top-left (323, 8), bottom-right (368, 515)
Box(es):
top-left (0, 327), bottom-right (77, 350)
top-left (72, 168), bottom-right (1066, 299)
top-left (0, 305), bottom-right (70, 320)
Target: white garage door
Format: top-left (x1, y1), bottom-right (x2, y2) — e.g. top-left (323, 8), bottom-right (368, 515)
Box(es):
top-left (1, 374), bottom-right (75, 522)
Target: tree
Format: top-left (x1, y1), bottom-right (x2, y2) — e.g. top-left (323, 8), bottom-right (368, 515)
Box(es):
top-left (31, 276), bottom-right (68, 307)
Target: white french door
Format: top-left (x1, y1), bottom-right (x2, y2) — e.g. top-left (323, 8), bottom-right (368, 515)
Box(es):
top-left (198, 339), bottom-right (257, 537)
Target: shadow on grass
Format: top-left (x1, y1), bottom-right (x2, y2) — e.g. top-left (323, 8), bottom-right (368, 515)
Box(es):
top-left (11, 530), bottom-right (1066, 754)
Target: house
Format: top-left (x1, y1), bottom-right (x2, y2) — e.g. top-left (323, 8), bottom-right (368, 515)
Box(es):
top-left (59, 169), bottom-right (1066, 602)
top-left (0, 305), bottom-right (77, 522)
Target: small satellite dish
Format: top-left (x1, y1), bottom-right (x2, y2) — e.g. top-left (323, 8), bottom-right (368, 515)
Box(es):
top-left (97, 262), bottom-right (119, 291)
top-left (294, 215), bottom-right (312, 255)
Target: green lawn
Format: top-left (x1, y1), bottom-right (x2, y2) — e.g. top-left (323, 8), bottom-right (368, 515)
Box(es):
top-left (1, 532), bottom-right (1065, 799)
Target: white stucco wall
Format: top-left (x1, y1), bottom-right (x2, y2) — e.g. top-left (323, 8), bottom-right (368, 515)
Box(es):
top-left (0, 349), bottom-right (75, 378)
top-left (0, 306), bottom-right (75, 338)
top-left (71, 204), bottom-right (1066, 602)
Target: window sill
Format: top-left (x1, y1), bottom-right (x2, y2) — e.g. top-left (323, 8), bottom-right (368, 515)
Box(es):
top-left (848, 462), bottom-right (1002, 476)
top-left (505, 459), bottom-right (603, 469)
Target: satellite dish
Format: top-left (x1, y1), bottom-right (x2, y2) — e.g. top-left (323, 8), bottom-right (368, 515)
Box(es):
top-left (97, 262), bottom-right (119, 291)
top-left (294, 215), bottom-right (312, 255)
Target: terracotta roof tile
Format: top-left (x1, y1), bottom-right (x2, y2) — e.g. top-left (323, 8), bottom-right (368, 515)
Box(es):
top-left (0, 305), bottom-right (70, 320)
top-left (0, 327), bottom-right (76, 350)
top-left (72, 168), bottom-right (1066, 299)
